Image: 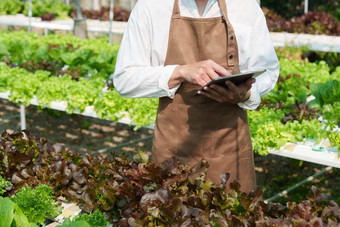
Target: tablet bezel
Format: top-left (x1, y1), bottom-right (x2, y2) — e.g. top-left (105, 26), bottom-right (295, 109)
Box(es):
top-left (198, 69), bottom-right (266, 92)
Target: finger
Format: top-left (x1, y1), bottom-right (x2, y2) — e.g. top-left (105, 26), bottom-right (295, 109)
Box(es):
top-left (209, 85), bottom-right (235, 101)
top-left (206, 68), bottom-right (220, 80)
top-left (224, 81), bottom-right (250, 98)
top-left (238, 79), bottom-right (253, 95)
top-left (224, 81), bottom-right (239, 93)
top-left (238, 78), bottom-right (255, 91)
top-left (199, 90), bottom-right (223, 102)
top-left (239, 83), bottom-right (252, 92)
top-left (194, 76), bottom-right (209, 87)
top-left (197, 77), bottom-right (209, 87)
top-left (210, 61), bottom-right (231, 77)
top-left (201, 73), bottom-right (212, 84)
top-left (244, 78), bottom-right (256, 88)
top-left (209, 84), bottom-right (229, 96)
top-left (204, 86), bottom-right (224, 97)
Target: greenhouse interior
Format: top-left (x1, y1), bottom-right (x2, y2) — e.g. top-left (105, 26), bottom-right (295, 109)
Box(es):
top-left (0, 0), bottom-right (339, 226)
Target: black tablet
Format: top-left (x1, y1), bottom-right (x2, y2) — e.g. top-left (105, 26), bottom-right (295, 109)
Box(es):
top-left (198, 69), bottom-right (266, 92)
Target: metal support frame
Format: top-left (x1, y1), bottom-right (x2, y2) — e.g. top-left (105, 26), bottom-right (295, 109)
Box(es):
top-left (304, 0), bottom-right (309, 14)
top-left (108, 0), bottom-right (114, 44)
top-left (73, 0), bottom-right (83, 20)
top-left (20, 104), bottom-right (26, 130)
top-left (130, 0), bottom-right (136, 8)
top-left (3, 96), bottom-right (337, 201)
top-left (93, 0), bottom-right (100, 11)
top-left (28, 0), bottom-right (32, 32)
top-left (44, 28), bottom-right (48, 36)
top-left (73, 0), bottom-right (88, 39)
top-left (15, 99), bottom-right (153, 149)
top-left (265, 166), bottom-right (332, 203)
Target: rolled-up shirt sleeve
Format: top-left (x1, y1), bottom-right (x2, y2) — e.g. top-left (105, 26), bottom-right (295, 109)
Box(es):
top-left (238, 3), bottom-right (280, 110)
top-left (112, 0), bottom-right (179, 98)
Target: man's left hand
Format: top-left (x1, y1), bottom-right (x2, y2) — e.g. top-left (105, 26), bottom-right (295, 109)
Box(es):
top-left (197, 78), bottom-right (256, 104)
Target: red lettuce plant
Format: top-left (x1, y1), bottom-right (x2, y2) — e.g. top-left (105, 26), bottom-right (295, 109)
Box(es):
top-left (263, 8), bottom-right (340, 36)
top-left (0, 130), bottom-right (339, 226)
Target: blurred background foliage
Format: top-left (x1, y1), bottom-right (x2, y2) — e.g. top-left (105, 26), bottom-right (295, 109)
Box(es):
top-left (261, 0), bottom-right (339, 21)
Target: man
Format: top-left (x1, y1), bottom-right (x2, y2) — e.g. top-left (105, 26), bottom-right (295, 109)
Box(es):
top-left (113, 0), bottom-right (279, 192)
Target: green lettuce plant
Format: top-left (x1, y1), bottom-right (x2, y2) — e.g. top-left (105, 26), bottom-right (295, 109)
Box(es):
top-left (63, 210), bottom-right (109, 227)
top-left (0, 197), bottom-right (29, 227)
top-left (23, 0), bottom-right (72, 19)
top-left (0, 176), bottom-right (11, 196)
top-left (0, 0), bottom-right (23, 15)
top-left (11, 185), bottom-right (62, 225)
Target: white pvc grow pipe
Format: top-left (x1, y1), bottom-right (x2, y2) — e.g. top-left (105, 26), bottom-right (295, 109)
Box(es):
top-left (265, 166), bottom-right (332, 203)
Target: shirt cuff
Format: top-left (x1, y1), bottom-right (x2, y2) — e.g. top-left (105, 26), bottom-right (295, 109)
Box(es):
top-left (237, 82), bottom-right (261, 110)
top-left (158, 65), bottom-right (181, 99)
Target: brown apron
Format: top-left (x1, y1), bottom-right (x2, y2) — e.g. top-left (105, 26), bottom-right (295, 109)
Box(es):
top-left (151, 0), bottom-right (256, 192)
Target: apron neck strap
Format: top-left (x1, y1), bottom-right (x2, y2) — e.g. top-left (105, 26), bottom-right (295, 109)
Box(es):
top-left (172, 0), bottom-right (229, 19)
top-left (172, 0), bottom-right (181, 16)
top-left (217, 0), bottom-right (229, 20)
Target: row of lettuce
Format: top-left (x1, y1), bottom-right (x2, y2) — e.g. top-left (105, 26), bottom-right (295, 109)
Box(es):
top-left (2, 0), bottom-right (340, 36)
top-left (263, 8), bottom-right (340, 36)
top-left (0, 0), bottom-right (72, 19)
top-left (0, 0), bottom-right (130, 22)
top-left (1, 130), bottom-right (339, 226)
top-left (0, 30), bottom-right (157, 128)
top-left (251, 58), bottom-right (340, 155)
top-left (0, 30), bottom-right (339, 155)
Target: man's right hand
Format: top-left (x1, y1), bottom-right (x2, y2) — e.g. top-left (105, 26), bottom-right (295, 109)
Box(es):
top-left (168, 59), bottom-right (231, 89)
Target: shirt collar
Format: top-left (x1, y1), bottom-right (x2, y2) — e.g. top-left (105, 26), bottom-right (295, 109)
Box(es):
top-left (184, 0), bottom-right (218, 18)
top-left (180, 0), bottom-right (218, 18)
top-left (204, 0), bottom-right (218, 17)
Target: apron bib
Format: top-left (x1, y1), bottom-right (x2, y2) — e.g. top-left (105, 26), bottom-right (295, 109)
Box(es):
top-left (152, 0), bottom-right (256, 192)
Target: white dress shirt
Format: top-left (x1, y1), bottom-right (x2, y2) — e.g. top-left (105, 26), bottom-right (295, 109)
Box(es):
top-left (112, 0), bottom-right (280, 110)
